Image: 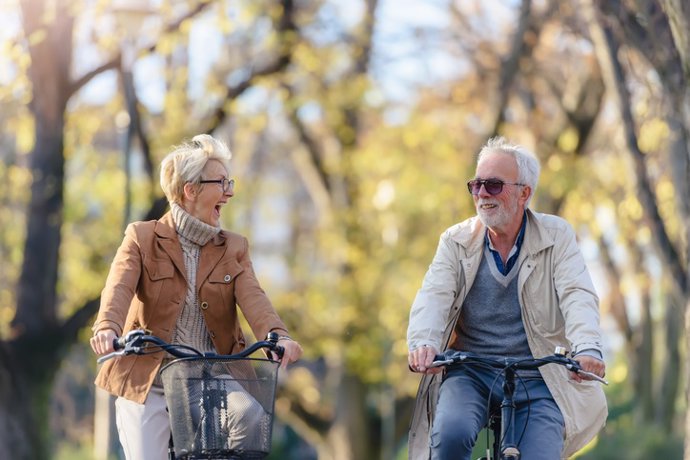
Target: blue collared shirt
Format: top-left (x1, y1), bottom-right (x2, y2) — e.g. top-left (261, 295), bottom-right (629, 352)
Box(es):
top-left (485, 213), bottom-right (527, 276)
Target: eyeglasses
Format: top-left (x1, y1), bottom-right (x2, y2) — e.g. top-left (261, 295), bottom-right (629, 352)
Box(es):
top-left (467, 179), bottom-right (525, 196)
top-left (199, 178), bottom-right (235, 193)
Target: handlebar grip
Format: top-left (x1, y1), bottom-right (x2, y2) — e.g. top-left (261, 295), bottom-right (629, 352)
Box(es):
top-left (113, 336), bottom-right (126, 351)
top-left (112, 329), bottom-right (146, 351)
top-left (265, 332), bottom-right (285, 360)
top-left (274, 345), bottom-right (285, 359)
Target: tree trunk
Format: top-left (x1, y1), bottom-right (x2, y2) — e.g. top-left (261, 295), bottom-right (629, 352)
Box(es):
top-left (657, 296), bottom-right (682, 431)
top-left (0, 2), bottom-right (73, 458)
top-left (12, 1), bottom-right (72, 336)
top-left (0, 331), bottom-right (68, 459)
top-left (328, 374), bottom-right (373, 460)
top-left (634, 280), bottom-right (654, 421)
top-left (0, 342), bottom-right (34, 459)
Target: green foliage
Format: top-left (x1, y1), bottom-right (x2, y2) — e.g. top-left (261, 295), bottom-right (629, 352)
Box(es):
top-left (576, 425), bottom-right (683, 460)
top-left (54, 441), bottom-right (117, 460)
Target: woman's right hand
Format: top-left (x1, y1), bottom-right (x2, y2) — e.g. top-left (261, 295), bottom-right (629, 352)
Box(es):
top-left (90, 329), bottom-right (118, 355)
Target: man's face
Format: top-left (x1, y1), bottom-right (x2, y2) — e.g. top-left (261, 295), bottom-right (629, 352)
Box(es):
top-left (472, 152), bottom-right (529, 231)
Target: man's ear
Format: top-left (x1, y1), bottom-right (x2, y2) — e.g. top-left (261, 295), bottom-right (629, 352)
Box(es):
top-left (520, 185), bottom-right (532, 204)
top-left (183, 182), bottom-right (198, 201)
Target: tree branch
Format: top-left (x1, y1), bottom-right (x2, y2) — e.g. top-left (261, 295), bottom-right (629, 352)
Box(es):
top-left (487, 0), bottom-right (533, 138)
top-left (586, 0), bottom-right (688, 296)
top-left (69, 0), bottom-right (214, 97)
top-left (659, 0), bottom-right (690, 82)
top-left (203, 0), bottom-right (297, 134)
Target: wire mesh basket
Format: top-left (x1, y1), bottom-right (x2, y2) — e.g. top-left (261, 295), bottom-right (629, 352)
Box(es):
top-left (160, 357), bottom-right (279, 459)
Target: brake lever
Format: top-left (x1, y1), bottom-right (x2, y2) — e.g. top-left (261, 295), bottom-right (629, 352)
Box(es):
top-left (97, 349), bottom-right (126, 364)
top-left (576, 369), bottom-right (609, 385)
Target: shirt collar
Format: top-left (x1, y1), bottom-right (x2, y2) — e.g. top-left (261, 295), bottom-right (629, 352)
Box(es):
top-left (485, 211), bottom-right (527, 275)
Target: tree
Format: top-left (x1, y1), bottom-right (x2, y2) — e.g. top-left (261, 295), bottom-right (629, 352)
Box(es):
top-left (582, 0), bottom-right (689, 448)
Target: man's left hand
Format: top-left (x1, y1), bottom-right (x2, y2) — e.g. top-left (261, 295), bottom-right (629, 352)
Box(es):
top-left (572, 355), bottom-right (605, 383)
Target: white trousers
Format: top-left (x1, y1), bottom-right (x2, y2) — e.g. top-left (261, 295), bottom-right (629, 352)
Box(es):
top-left (115, 386), bottom-right (169, 460)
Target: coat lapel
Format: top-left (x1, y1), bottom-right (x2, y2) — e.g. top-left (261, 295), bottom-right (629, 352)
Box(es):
top-left (196, 232), bottom-right (228, 287)
top-left (154, 213), bottom-right (188, 282)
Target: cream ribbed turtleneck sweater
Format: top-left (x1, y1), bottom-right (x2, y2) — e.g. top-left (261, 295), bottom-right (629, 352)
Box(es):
top-left (169, 202), bottom-right (221, 355)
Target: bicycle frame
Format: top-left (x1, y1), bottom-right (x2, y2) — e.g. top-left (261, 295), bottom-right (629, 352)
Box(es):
top-left (431, 349), bottom-right (607, 460)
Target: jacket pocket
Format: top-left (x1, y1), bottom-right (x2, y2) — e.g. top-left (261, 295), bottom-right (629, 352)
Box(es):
top-left (143, 259), bottom-right (174, 281)
top-left (208, 261), bottom-right (244, 284)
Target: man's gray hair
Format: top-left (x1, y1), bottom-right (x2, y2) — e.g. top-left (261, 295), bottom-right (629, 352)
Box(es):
top-left (477, 136), bottom-right (540, 206)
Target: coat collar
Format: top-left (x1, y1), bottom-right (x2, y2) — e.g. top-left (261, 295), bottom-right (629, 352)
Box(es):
top-left (153, 212), bottom-right (228, 284)
top-left (449, 208), bottom-right (554, 257)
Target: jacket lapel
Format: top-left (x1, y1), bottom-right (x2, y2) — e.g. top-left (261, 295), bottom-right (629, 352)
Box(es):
top-left (517, 209), bottom-right (555, 295)
top-left (521, 209), bottom-right (555, 256)
top-left (196, 232), bottom-right (228, 287)
top-left (154, 213), bottom-right (188, 282)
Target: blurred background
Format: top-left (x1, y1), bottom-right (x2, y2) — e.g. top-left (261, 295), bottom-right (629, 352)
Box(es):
top-left (0, 0), bottom-right (689, 458)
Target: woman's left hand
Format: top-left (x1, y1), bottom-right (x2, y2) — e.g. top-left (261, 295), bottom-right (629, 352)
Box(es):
top-left (274, 338), bottom-right (303, 369)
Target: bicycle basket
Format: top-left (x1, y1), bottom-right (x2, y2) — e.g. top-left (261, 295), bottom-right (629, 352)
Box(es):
top-left (160, 357), bottom-right (279, 459)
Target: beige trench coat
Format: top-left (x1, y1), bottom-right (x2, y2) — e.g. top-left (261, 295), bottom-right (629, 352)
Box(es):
top-left (407, 209), bottom-right (607, 459)
top-left (92, 212), bottom-right (288, 404)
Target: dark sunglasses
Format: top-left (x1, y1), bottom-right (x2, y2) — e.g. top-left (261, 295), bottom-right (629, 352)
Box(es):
top-left (467, 179), bottom-right (525, 196)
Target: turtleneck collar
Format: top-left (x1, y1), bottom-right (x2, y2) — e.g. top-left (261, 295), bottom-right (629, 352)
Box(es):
top-left (171, 202), bottom-right (221, 246)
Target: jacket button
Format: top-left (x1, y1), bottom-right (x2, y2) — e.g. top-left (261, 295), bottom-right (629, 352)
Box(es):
top-left (200, 301), bottom-right (209, 310)
top-left (224, 274), bottom-right (231, 282)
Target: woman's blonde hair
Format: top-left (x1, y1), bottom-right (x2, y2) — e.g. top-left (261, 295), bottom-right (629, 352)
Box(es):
top-left (159, 134), bottom-right (232, 204)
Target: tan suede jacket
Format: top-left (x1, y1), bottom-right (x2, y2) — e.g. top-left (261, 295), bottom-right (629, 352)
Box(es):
top-left (93, 212), bottom-right (288, 404)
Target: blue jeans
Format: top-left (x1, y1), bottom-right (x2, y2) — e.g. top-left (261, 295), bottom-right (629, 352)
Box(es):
top-left (430, 366), bottom-right (565, 460)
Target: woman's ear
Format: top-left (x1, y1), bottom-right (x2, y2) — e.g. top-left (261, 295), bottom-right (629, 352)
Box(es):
top-left (183, 182), bottom-right (198, 202)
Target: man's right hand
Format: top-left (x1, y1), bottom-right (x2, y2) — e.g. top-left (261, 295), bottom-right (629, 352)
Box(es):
top-left (408, 345), bottom-right (443, 374)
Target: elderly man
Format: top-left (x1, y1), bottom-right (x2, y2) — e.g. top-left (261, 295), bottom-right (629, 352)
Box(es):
top-left (407, 137), bottom-right (607, 459)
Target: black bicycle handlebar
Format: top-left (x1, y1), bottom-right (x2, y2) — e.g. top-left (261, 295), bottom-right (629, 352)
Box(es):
top-left (430, 349), bottom-right (608, 385)
top-left (97, 329), bottom-right (285, 364)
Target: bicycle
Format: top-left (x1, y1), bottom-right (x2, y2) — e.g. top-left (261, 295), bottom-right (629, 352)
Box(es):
top-left (429, 347), bottom-right (608, 460)
top-left (98, 329), bottom-right (285, 460)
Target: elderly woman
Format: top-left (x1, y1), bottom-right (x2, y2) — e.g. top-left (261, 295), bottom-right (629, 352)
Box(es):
top-left (90, 134), bottom-right (302, 460)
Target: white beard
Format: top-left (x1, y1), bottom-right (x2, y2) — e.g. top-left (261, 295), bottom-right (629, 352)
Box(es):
top-left (477, 196), bottom-right (519, 229)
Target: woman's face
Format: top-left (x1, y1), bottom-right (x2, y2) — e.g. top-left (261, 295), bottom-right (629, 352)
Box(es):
top-left (183, 159), bottom-right (233, 227)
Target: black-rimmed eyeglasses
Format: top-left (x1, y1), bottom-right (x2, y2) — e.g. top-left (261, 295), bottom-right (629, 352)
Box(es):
top-left (467, 179), bottom-right (525, 196)
top-left (200, 178), bottom-right (235, 193)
